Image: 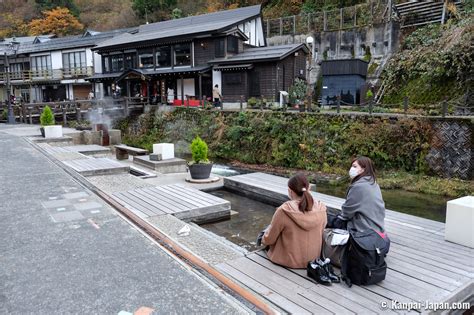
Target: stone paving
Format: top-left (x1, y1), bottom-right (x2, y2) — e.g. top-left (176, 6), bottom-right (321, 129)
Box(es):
top-left (0, 125), bottom-right (250, 314)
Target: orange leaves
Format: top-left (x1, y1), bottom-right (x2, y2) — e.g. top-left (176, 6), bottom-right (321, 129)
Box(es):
top-left (28, 7), bottom-right (83, 36)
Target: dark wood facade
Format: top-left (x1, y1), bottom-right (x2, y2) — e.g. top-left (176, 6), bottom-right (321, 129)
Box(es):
top-left (220, 48), bottom-right (307, 102)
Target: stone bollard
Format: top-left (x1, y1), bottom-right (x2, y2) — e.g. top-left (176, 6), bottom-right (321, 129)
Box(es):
top-left (107, 129), bottom-right (122, 145)
top-left (153, 143), bottom-right (175, 160)
top-left (445, 196), bottom-right (473, 248)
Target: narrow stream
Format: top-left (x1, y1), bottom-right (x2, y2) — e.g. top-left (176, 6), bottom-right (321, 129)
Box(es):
top-left (205, 164), bottom-right (450, 251)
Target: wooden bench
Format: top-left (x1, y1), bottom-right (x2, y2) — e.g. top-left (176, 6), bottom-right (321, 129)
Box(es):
top-left (114, 144), bottom-right (148, 160)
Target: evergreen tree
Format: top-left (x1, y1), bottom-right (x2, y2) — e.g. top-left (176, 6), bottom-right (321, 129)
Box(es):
top-left (35, 0), bottom-right (79, 17)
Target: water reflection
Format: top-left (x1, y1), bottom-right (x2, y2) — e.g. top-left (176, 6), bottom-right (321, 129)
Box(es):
top-left (203, 185), bottom-right (449, 251)
top-left (315, 184), bottom-right (448, 223)
top-left (203, 190), bottom-right (275, 252)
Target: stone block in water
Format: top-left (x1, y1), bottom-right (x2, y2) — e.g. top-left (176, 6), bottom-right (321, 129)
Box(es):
top-left (445, 196), bottom-right (474, 248)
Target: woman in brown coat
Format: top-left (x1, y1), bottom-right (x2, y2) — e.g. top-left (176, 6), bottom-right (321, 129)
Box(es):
top-left (262, 173), bottom-right (327, 269)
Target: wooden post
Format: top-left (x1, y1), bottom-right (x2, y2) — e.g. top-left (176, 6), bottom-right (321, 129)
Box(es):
top-left (202, 96), bottom-right (205, 109)
top-left (180, 76), bottom-right (184, 106)
top-left (293, 15), bottom-right (296, 40)
top-left (308, 13), bottom-right (311, 33)
top-left (369, 99), bottom-right (373, 115)
top-left (266, 19), bottom-right (270, 38)
top-left (337, 96), bottom-right (340, 114)
top-left (442, 99), bottom-right (448, 118)
top-left (441, 0), bottom-right (447, 24)
top-left (260, 95), bottom-right (264, 111)
top-left (198, 74), bottom-right (202, 105)
top-left (28, 107), bottom-right (32, 124)
top-left (240, 95), bottom-right (243, 112)
top-left (61, 104), bottom-right (67, 126)
top-left (186, 95), bottom-right (189, 108)
top-left (124, 97), bottom-right (129, 116)
top-left (403, 96), bottom-right (408, 115)
top-left (388, 0), bottom-right (392, 22)
top-left (340, 8), bottom-right (343, 29)
top-left (354, 5), bottom-right (357, 26)
top-left (76, 104), bottom-right (81, 121)
top-left (279, 18), bottom-right (283, 36)
top-left (323, 11), bottom-right (327, 31)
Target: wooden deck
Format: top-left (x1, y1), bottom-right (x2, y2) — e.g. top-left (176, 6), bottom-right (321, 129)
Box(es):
top-left (221, 173), bottom-right (474, 313)
top-left (61, 144), bottom-right (110, 155)
top-left (63, 158), bottom-right (130, 176)
top-left (111, 184), bottom-right (231, 223)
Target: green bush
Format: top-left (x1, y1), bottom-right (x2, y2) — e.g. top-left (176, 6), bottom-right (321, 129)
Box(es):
top-left (1, 109), bottom-right (7, 120)
top-left (190, 136), bottom-right (209, 164)
top-left (40, 105), bottom-right (55, 126)
top-left (247, 97), bottom-right (258, 108)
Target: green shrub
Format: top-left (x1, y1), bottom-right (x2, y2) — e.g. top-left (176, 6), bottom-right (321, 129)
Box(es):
top-left (40, 105), bottom-right (55, 126)
top-left (366, 89), bottom-right (373, 99)
top-left (1, 109), bottom-right (7, 120)
top-left (247, 97), bottom-right (258, 107)
top-left (190, 136), bottom-right (209, 164)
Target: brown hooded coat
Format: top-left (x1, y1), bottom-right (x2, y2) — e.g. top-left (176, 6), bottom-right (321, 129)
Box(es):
top-left (262, 199), bottom-right (327, 268)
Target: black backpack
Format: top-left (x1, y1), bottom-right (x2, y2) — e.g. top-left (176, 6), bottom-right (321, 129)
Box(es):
top-left (341, 229), bottom-right (390, 287)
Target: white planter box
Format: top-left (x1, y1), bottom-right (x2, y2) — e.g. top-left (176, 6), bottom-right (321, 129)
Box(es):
top-left (153, 143), bottom-right (174, 160)
top-left (44, 125), bottom-right (63, 138)
top-left (445, 196), bottom-right (474, 248)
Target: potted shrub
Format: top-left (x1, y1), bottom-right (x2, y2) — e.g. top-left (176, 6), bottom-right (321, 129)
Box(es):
top-left (188, 136), bottom-right (213, 180)
top-left (40, 105), bottom-right (62, 138)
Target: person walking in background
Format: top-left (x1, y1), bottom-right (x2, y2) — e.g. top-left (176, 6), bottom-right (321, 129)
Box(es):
top-left (261, 173), bottom-right (327, 269)
top-left (212, 84), bottom-right (222, 109)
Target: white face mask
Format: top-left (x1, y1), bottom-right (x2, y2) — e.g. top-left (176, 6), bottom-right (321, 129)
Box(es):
top-left (349, 166), bottom-right (359, 179)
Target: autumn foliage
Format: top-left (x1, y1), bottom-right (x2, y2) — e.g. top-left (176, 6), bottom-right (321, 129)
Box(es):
top-left (29, 7), bottom-right (83, 36)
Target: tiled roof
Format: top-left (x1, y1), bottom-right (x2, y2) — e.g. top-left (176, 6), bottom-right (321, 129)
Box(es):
top-left (94, 5), bottom-right (261, 50)
top-left (209, 44), bottom-right (308, 64)
top-left (16, 28), bottom-right (136, 54)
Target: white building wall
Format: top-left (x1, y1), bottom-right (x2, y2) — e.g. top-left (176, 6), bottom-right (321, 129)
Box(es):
top-left (212, 70), bottom-right (222, 93)
top-left (50, 51), bottom-right (62, 70)
top-left (177, 78), bottom-right (195, 100)
top-left (238, 18), bottom-right (265, 47)
top-left (93, 52), bottom-right (102, 73)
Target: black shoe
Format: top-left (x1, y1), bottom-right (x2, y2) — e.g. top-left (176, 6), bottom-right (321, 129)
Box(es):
top-left (325, 263), bottom-right (341, 283)
top-left (307, 261), bottom-right (332, 285)
top-left (317, 258), bottom-right (340, 283)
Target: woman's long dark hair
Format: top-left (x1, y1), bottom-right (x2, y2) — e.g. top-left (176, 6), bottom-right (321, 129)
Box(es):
top-left (288, 173), bottom-right (314, 212)
top-left (351, 156), bottom-right (377, 184)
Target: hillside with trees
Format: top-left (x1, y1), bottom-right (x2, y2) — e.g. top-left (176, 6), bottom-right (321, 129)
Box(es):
top-left (0, 0), bottom-right (374, 37)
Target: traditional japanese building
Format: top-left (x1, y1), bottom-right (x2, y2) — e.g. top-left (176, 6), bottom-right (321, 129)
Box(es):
top-left (89, 5), bottom-right (309, 105)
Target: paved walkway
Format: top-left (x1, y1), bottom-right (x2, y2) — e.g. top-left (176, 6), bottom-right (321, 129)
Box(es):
top-left (0, 125), bottom-right (247, 314)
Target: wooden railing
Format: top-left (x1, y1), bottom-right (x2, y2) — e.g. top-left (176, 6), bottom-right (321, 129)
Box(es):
top-left (0, 66), bottom-right (94, 82)
top-left (0, 97), bottom-right (151, 124)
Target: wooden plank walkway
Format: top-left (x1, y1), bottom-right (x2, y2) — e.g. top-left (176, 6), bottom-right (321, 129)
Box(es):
top-left (221, 173), bottom-right (474, 313)
top-left (63, 158), bottom-right (129, 176)
top-left (61, 144), bottom-right (110, 155)
top-left (111, 184), bottom-right (231, 223)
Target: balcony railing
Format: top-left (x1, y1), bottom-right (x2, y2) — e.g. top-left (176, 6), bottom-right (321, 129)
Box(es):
top-left (0, 66), bottom-right (94, 83)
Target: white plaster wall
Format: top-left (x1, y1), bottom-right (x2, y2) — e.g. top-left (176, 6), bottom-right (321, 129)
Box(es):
top-left (50, 51), bottom-right (62, 70)
top-left (176, 78), bottom-right (195, 99)
top-left (239, 18), bottom-right (265, 47)
top-left (256, 17), bottom-right (265, 46)
top-left (85, 49), bottom-right (93, 67)
top-left (93, 52), bottom-right (102, 73)
top-left (212, 70), bottom-right (222, 92)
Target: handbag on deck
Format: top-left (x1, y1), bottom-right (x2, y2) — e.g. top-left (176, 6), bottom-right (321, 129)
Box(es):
top-left (322, 228), bottom-right (349, 268)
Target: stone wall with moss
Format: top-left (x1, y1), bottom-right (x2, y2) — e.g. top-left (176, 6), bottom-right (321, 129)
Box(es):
top-left (116, 109), bottom-right (473, 179)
